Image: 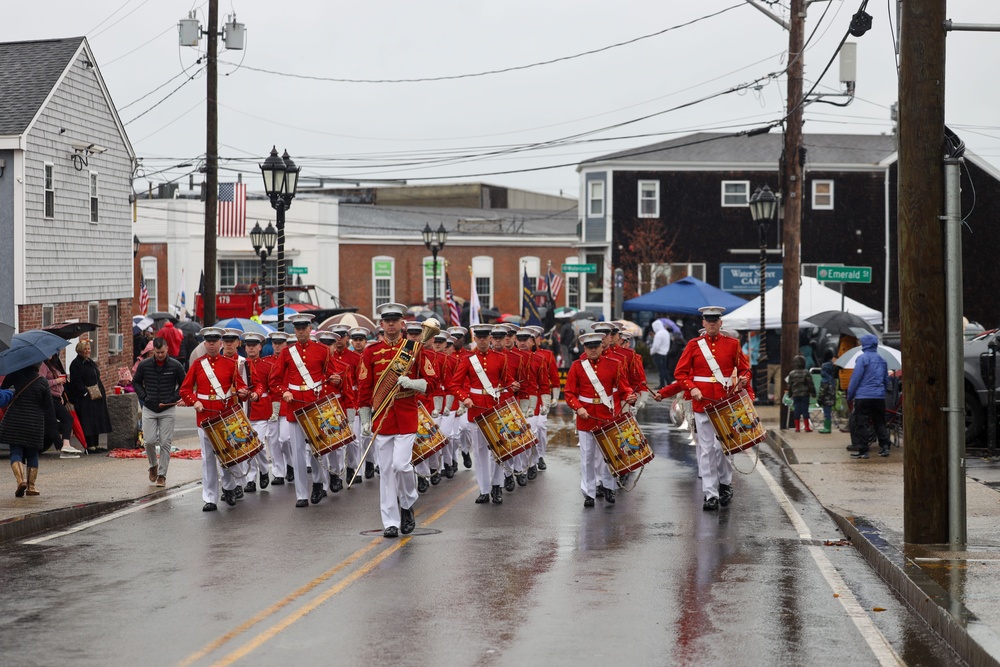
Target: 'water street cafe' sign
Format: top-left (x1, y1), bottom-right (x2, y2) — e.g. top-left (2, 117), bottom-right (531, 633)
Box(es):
top-left (720, 264), bottom-right (784, 293)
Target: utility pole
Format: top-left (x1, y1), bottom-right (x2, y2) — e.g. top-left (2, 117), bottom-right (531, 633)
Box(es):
top-left (203, 0), bottom-right (219, 325)
top-left (899, 0), bottom-right (948, 544)
top-left (779, 0), bottom-right (805, 428)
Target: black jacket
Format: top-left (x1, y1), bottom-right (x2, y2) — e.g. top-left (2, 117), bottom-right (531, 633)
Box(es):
top-left (132, 356), bottom-right (185, 413)
top-left (0, 368), bottom-right (55, 450)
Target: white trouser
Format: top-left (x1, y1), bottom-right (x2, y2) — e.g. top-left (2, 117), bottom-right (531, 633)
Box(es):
top-left (512, 451), bottom-right (527, 475)
top-left (471, 426), bottom-right (503, 494)
top-left (535, 413), bottom-right (548, 460)
top-left (290, 422), bottom-right (313, 501)
top-left (578, 430), bottom-right (614, 499)
top-left (271, 418), bottom-right (292, 478)
top-left (346, 414), bottom-right (362, 470)
top-left (248, 419), bottom-right (276, 483)
top-left (319, 448), bottom-right (345, 488)
top-left (526, 415), bottom-right (540, 466)
top-left (375, 432), bottom-right (418, 530)
top-left (693, 412), bottom-right (732, 500)
top-left (440, 413), bottom-right (457, 464)
top-left (456, 413), bottom-right (472, 454)
top-left (199, 428), bottom-right (237, 504)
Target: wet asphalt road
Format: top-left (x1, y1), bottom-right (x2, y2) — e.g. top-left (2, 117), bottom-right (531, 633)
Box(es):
top-left (0, 404), bottom-right (959, 667)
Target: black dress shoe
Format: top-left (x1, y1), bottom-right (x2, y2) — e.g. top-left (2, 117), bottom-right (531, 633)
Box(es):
top-left (604, 488), bottom-right (616, 504)
top-left (417, 477), bottom-right (429, 493)
top-left (703, 496), bottom-right (719, 511)
top-left (330, 474), bottom-right (343, 493)
top-left (527, 465), bottom-right (537, 480)
top-left (259, 472), bottom-right (269, 489)
top-left (244, 481), bottom-right (257, 493)
top-left (430, 470), bottom-right (441, 485)
top-left (462, 451), bottom-right (472, 469)
top-left (345, 467), bottom-right (356, 486)
top-left (271, 476), bottom-right (285, 486)
top-left (202, 502), bottom-right (217, 512)
top-left (383, 526), bottom-right (399, 538)
top-left (443, 464), bottom-right (455, 479)
top-left (286, 464), bottom-right (295, 482)
top-left (516, 474), bottom-right (527, 487)
top-left (234, 485), bottom-right (244, 500)
top-left (310, 483), bottom-right (327, 504)
top-left (537, 457), bottom-right (547, 471)
top-left (223, 490), bottom-right (236, 507)
top-left (364, 462), bottom-right (376, 479)
top-left (295, 499), bottom-right (308, 508)
top-left (596, 483), bottom-right (607, 500)
top-left (307, 466), bottom-right (312, 474)
top-left (475, 493), bottom-right (490, 504)
top-left (583, 496), bottom-right (595, 508)
top-left (400, 507), bottom-right (416, 534)
top-left (504, 475), bottom-right (515, 492)
top-left (719, 484), bottom-right (733, 507)
top-left (491, 485), bottom-right (503, 504)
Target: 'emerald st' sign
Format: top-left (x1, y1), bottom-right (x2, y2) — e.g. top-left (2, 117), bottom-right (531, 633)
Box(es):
top-left (562, 263), bottom-right (597, 274)
top-left (287, 266), bottom-right (308, 275)
top-left (816, 265), bottom-right (871, 283)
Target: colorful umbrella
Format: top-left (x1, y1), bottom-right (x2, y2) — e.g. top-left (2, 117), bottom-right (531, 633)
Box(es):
top-left (259, 304), bottom-right (312, 322)
top-left (317, 312), bottom-right (377, 332)
top-left (212, 318), bottom-right (276, 336)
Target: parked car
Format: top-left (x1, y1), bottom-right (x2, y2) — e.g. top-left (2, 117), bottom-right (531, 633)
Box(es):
top-left (963, 328), bottom-right (1000, 442)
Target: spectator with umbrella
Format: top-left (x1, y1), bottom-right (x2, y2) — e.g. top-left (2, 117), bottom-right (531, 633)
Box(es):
top-left (66, 339), bottom-right (112, 452)
top-left (39, 353), bottom-right (84, 458)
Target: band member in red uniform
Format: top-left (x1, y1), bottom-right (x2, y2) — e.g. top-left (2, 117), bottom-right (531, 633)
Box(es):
top-left (347, 327), bottom-right (375, 481)
top-left (242, 332), bottom-right (275, 492)
top-left (530, 325), bottom-right (560, 471)
top-left (564, 332), bottom-right (636, 507)
top-left (357, 304), bottom-right (437, 538)
top-left (266, 332), bottom-right (293, 486)
top-left (515, 327), bottom-right (547, 480)
top-left (326, 325), bottom-right (362, 488)
top-left (447, 326), bottom-right (474, 470)
top-left (448, 324), bottom-right (517, 505)
top-left (434, 333), bottom-right (460, 479)
top-left (406, 322), bottom-right (442, 492)
top-left (672, 306), bottom-right (752, 511)
top-left (180, 327), bottom-right (250, 511)
top-left (270, 314), bottom-right (333, 508)
top-left (315, 329), bottom-right (352, 494)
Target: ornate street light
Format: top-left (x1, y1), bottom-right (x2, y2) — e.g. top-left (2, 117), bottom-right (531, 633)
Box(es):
top-left (250, 221), bottom-right (277, 314)
top-left (133, 234), bottom-right (141, 258)
top-left (748, 184), bottom-right (778, 406)
top-left (422, 223), bottom-right (449, 320)
top-left (260, 147), bottom-right (300, 327)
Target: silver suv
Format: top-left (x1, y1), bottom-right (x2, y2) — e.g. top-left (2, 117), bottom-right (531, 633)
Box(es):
top-left (963, 329), bottom-right (1000, 442)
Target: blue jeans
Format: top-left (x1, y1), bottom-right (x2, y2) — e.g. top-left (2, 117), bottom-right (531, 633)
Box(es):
top-left (9, 446), bottom-right (39, 467)
top-left (792, 396), bottom-right (810, 421)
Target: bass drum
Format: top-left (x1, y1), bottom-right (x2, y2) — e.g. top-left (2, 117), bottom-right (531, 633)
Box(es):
top-left (204, 406), bottom-right (263, 468)
top-left (474, 400), bottom-right (537, 463)
top-left (593, 412), bottom-right (654, 476)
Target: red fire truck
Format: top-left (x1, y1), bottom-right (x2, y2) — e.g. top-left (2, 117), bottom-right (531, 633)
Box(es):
top-left (194, 284), bottom-right (356, 322)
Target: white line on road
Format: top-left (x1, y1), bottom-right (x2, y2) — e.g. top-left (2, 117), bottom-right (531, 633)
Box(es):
top-left (755, 457), bottom-right (903, 667)
top-left (22, 486), bottom-right (201, 545)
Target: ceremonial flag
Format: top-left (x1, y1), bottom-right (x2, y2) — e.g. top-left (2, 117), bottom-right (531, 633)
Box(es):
top-left (445, 270), bottom-right (460, 327)
top-left (547, 268), bottom-right (564, 300)
top-left (469, 269), bottom-right (481, 326)
top-left (217, 182), bottom-right (247, 237)
top-left (521, 268), bottom-right (542, 326)
top-left (138, 277), bottom-right (149, 316)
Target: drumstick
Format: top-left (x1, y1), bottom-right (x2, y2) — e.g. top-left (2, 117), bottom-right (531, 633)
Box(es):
top-left (159, 401), bottom-right (181, 408)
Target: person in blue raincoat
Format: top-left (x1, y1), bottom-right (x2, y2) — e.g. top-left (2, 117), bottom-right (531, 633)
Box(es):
top-left (847, 334), bottom-right (893, 459)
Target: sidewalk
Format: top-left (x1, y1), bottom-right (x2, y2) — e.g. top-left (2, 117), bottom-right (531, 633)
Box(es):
top-left (758, 405), bottom-right (1000, 667)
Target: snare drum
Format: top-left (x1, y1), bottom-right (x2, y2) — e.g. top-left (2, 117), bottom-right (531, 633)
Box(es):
top-left (704, 390), bottom-right (766, 455)
top-left (294, 395), bottom-right (355, 457)
top-left (593, 413), bottom-right (653, 476)
top-left (412, 404), bottom-right (448, 465)
top-left (204, 406), bottom-right (263, 468)
top-left (474, 400), bottom-right (537, 463)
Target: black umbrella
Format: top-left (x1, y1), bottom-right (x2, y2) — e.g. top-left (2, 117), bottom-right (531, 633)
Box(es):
top-left (43, 321), bottom-right (100, 340)
top-left (148, 311), bottom-right (177, 322)
top-left (0, 330), bottom-right (70, 375)
top-left (804, 310), bottom-right (877, 337)
top-left (176, 320), bottom-right (202, 335)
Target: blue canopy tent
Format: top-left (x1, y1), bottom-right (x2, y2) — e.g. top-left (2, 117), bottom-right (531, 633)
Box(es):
top-left (622, 276), bottom-right (747, 316)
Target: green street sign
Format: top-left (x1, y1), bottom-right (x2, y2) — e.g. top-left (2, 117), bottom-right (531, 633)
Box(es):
top-left (816, 265), bottom-right (871, 283)
top-left (287, 266), bottom-right (308, 275)
top-left (562, 263), bottom-right (597, 274)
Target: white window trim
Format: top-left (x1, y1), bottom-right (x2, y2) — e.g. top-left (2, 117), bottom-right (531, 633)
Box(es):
top-left (372, 256), bottom-right (395, 315)
top-left (140, 256), bottom-right (158, 314)
top-left (421, 255), bottom-right (447, 303)
top-left (638, 180), bottom-right (660, 218)
top-left (44, 163), bottom-right (54, 219)
top-left (721, 180), bottom-right (750, 207)
top-left (42, 304), bottom-right (55, 328)
top-left (89, 171), bottom-right (99, 223)
top-left (588, 180), bottom-right (605, 218)
top-left (472, 255), bottom-right (494, 310)
top-left (87, 301), bottom-right (100, 358)
top-left (812, 179), bottom-right (834, 210)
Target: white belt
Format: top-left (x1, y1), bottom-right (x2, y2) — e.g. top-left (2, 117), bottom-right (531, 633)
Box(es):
top-left (692, 376), bottom-right (720, 383)
top-left (469, 388), bottom-right (489, 395)
top-left (289, 384), bottom-right (315, 391)
top-left (196, 393), bottom-right (230, 400)
top-left (580, 396), bottom-right (604, 404)
top-left (332, 393), bottom-right (342, 399)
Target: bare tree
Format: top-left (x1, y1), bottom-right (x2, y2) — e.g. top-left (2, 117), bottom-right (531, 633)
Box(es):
top-left (616, 219), bottom-right (677, 301)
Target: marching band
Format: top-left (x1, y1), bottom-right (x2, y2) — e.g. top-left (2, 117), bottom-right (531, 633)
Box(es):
top-left (177, 303), bottom-right (760, 528)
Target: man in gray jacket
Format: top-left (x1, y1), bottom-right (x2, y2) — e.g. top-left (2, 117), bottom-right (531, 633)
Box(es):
top-left (133, 338), bottom-right (185, 486)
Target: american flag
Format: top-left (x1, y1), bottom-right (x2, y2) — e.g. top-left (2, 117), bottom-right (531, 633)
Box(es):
top-left (445, 270), bottom-right (460, 327)
top-left (547, 268), bottom-right (564, 300)
top-left (217, 182), bottom-right (247, 237)
top-left (138, 277), bottom-right (149, 316)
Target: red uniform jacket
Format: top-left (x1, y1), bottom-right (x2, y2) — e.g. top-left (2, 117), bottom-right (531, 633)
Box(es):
top-left (358, 338), bottom-right (437, 435)
top-left (564, 355), bottom-right (633, 432)
top-left (528, 350), bottom-right (553, 415)
top-left (673, 334), bottom-right (753, 413)
top-left (537, 348), bottom-right (561, 396)
top-left (269, 340), bottom-right (332, 422)
top-left (448, 348), bottom-right (514, 420)
top-left (329, 347), bottom-right (361, 410)
top-left (246, 356), bottom-right (275, 421)
top-left (442, 353), bottom-right (461, 412)
top-left (180, 354), bottom-right (249, 427)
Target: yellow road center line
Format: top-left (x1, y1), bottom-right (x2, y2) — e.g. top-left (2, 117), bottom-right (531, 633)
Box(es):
top-left (179, 482), bottom-right (475, 667)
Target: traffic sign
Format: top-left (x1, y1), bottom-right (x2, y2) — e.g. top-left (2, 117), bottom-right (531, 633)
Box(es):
top-left (562, 263), bottom-right (597, 274)
top-left (816, 265), bottom-right (871, 283)
top-left (287, 266), bottom-right (308, 275)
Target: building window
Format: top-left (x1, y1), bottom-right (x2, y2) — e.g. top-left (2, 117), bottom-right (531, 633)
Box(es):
top-left (107, 303), bottom-right (119, 336)
top-left (42, 304), bottom-right (55, 328)
top-left (669, 263), bottom-right (706, 282)
top-left (472, 255), bottom-right (493, 310)
top-left (141, 257), bottom-right (158, 314)
top-left (638, 181), bottom-right (659, 217)
top-left (88, 302), bottom-right (100, 358)
top-left (519, 255), bottom-right (540, 284)
top-left (219, 259), bottom-right (278, 290)
top-left (422, 256), bottom-right (448, 304)
top-left (584, 253), bottom-right (605, 305)
top-left (812, 180), bottom-right (834, 210)
top-left (372, 256), bottom-right (394, 313)
top-left (721, 180), bottom-right (749, 207)
top-left (44, 163), bottom-right (55, 218)
top-left (89, 172), bottom-right (99, 223)
top-left (588, 180), bottom-right (605, 217)
top-left (564, 255), bottom-right (579, 309)
top-left (638, 264), bottom-right (672, 294)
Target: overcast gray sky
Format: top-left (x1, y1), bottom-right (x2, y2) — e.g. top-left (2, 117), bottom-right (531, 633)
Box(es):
top-left (5, 1), bottom-right (999, 199)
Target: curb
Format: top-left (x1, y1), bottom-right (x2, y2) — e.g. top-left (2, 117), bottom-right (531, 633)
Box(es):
top-left (767, 429), bottom-right (1000, 667)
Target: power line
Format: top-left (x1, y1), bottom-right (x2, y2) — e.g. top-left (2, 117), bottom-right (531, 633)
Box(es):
top-left (124, 66), bottom-right (205, 125)
top-left (90, 0), bottom-right (154, 39)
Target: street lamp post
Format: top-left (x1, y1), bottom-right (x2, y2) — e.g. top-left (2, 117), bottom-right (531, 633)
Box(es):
top-left (748, 185), bottom-right (778, 407)
top-left (260, 147), bottom-right (300, 329)
top-left (249, 221), bottom-right (277, 316)
top-left (422, 223), bottom-right (448, 320)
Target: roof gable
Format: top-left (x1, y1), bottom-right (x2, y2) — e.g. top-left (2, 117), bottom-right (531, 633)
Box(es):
top-left (0, 37), bottom-right (84, 136)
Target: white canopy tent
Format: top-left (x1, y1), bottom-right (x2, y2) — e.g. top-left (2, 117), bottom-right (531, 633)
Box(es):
top-left (721, 276), bottom-right (882, 330)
